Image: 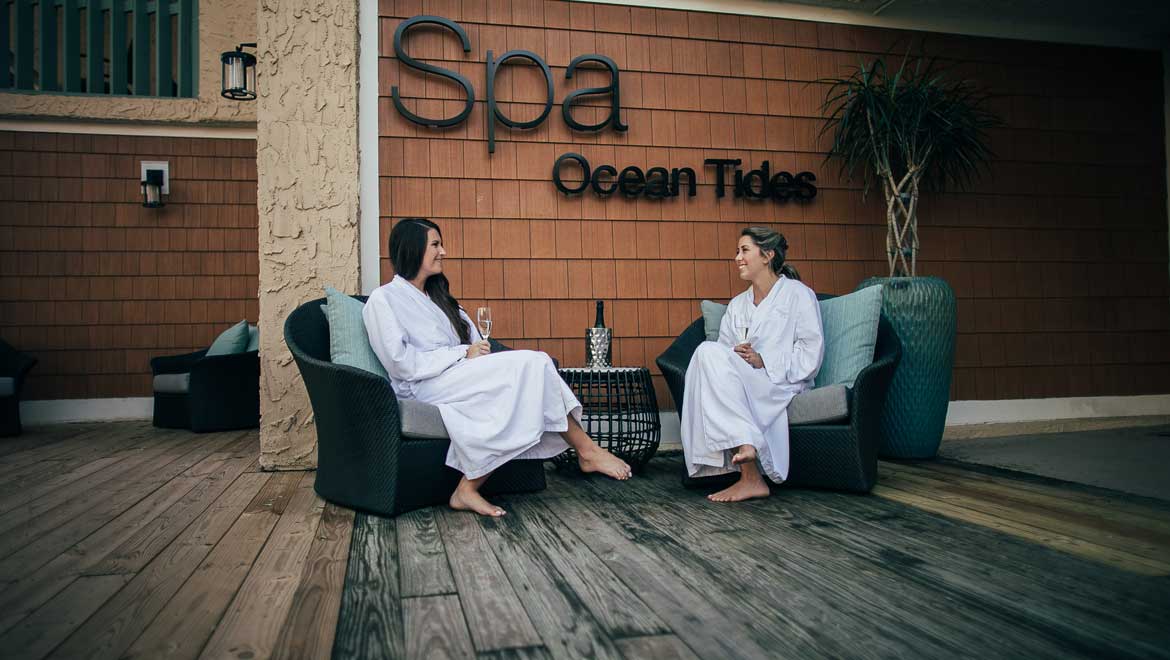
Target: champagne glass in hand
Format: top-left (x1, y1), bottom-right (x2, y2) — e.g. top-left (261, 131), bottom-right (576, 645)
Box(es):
top-left (734, 313), bottom-right (750, 345)
top-left (476, 307), bottom-right (492, 340)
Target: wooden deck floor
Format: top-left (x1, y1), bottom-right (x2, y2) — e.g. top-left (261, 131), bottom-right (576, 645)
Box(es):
top-left (0, 422), bottom-right (1168, 659)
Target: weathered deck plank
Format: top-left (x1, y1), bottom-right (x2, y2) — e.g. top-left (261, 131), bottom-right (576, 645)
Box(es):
top-left (434, 508), bottom-right (544, 653)
top-left (41, 471), bottom-right (269, 660)
top-left (4, 422), bottom-right (1170, 660)
top-left (0, 433), bottom-right (235, 579)
top-left (0, 574), bottom-right (132, 660)
top-left (614, 634), bottom-right (701, 660)
top-left (478, 499), bottom-right (628, 659)
top-left (540, 497), bottom-right (775, 660)
top-left (85, 433), bottom-right (258, 575)
top-left (402, 595), bottom-right (477, 660)
top-left (882, 461), bottom-right (1170, 544)
top-left (122, 471), bottom-right (302, 660)
top-left (0, 423), bottom-right (94, 458)
top-left (796, 487), bottom-right (1170, 657)
top-left (0, 427), bottom-right (151, 502)
top-left (397, 508), bottom-right (456, 597)
top-left (332, 513), bottom-right (404, 660)
top-left (0, 449), bottom-right (258, 636)
top-left (270, 502), bottom-right (356, 659)
top-left (569, 470), bottom-right (966, 659)
top-left (196, 471), bottom-right (324, 660)
top-left (0, 423), bottom-right (112, 467)
top-left (0, 431), bottom-right (219, 550)
top-left (875, 483), bottom-right (1170, 574)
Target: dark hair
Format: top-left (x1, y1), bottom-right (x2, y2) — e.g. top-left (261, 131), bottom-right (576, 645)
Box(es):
top-left (741, 226), bottom-right (801, 281)
top-left (389, 218), bottom-right (471, 343)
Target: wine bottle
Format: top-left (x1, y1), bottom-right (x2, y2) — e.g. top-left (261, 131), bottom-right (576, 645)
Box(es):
top-left (585, 300), bottom-right (613, 365)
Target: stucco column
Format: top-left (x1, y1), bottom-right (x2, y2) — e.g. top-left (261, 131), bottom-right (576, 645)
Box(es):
top-left (257, 0), bottom-right (360, 469)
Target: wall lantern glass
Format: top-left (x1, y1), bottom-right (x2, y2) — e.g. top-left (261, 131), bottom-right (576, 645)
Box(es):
top-left (221, 43), bottom-right (258, 101)
top-left (141, 161), bottom-right (170, 208)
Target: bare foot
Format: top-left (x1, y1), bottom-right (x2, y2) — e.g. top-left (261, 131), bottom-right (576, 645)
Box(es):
top-left (707, 477), bottom-right (770, 503)
top-left (449, 488), bottom-right (506, 517)
top-left (578, 448), bottom-right (633, 481)
top-left (731, 444), bottom-right (757, 465)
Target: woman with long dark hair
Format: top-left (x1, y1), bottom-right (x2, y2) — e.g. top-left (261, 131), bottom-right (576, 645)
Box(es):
top-left (363, 218), bottom-right (631, 517)
top-left (680, 226), bottom-right (824, 502)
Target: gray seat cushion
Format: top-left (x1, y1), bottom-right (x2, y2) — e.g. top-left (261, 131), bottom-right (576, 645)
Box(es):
top-left (0, 377), bottom-right (15, 397)
top-left (789, 384), bottom-right (849, 425)
top-left (153, 373), bottom-right (191, 394)
top-left (398, 398), bottom-right (449, 439)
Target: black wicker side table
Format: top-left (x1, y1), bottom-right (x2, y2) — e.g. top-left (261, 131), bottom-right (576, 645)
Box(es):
top-left (554, 366), bottom-right (661, 472)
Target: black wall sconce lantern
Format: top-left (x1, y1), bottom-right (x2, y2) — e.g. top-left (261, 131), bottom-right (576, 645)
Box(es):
top-left (221, 43), bottom-right (258, 100)
top-left (141, 161), bottom-right (169, 208)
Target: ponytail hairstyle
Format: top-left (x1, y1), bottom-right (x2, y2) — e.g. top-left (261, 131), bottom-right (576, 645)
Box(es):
top-left (388, 218), bottom-right (472, 343)
top-left (741, 226), bottom-right (801, 281)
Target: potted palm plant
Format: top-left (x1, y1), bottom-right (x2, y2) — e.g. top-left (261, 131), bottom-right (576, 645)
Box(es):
top-left (820, 55), bottom-right (1000, 459)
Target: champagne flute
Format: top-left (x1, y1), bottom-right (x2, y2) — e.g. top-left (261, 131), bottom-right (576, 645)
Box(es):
top-left (734, 313), bottom-right (750, 346)
top-left (476, 306), bottom-right (492, 340)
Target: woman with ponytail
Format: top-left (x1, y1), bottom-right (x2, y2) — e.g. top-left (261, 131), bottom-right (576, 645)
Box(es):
top-left (680, 226), bottom-right (824, 502)
top-left (363, 219), bottom-right (631, 517)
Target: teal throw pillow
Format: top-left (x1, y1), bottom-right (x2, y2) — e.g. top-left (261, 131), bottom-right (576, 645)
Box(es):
top-left (206, 320), bottom-right (250, 356)
top-left (245, 324), bottom-right (259, 352)
top-left (699, 300), bottom-right (728, 341)
top-left (814, 284), bottom-right (883, 388)
top-left (322, 287), bottom-right (389, 379)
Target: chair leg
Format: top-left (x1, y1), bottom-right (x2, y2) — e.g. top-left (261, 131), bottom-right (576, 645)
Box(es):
top-left (152, 393), bottom-right (192, 429)
top-left (1, 396), bottom-right (22, 437)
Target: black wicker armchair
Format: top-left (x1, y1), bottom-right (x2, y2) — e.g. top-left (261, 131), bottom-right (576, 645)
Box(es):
top-left (151, 347), bottom-right (260, 432)
top-left (1, 338), bottom-right (37, 437)
top-left (283, 296), bottom-right (547, 518)
top-left (655, 294), bottom-right (901, 493)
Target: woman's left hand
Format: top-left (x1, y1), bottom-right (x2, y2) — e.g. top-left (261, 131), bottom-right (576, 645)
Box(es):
top-left (734, 343), bottom-right (765, 369)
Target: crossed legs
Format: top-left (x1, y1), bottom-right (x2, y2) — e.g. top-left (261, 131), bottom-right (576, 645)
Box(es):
top-left (706, 444), bottom-right (771, 503)
top-left (450, 415), bottom-right (633, 517)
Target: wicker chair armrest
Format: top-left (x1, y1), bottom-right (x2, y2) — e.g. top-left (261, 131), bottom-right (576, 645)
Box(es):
top-left (189, 350), bottom-right (260, 392)
top-left (0, 347), bottom-right (37, 385)
top-left (150, 349), bottom-right (208, 375)
top-left (655, 318), bottom-right (706, 411)
top-left (848, 346), bottom-right (900, 437)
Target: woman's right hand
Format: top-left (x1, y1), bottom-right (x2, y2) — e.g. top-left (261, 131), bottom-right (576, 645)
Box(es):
top-left (466, 340), bottom-right (491, 359)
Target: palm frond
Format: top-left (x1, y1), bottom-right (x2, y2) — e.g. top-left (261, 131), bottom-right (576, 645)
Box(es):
top-left (819, 52), bottom-right (1003, 195)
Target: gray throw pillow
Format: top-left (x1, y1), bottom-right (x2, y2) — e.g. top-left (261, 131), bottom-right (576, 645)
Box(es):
top-left (206, 320), bottom-right (250, 356)
top-left (699, 299), bottom-right (728, 341)
top-left (322, 287), bottom-right (389, 379)
top-left (814, 284), bottom-right (883, 388)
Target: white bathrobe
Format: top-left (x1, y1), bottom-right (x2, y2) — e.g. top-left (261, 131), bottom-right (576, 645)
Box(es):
top-left (363, 276), bottom-right (577, 479)
top-left (681, 276), bottom-right (824, 483)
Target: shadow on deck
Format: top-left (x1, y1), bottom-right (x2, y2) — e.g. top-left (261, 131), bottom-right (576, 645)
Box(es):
top-left (0, 421), bottom-right (1167, 659)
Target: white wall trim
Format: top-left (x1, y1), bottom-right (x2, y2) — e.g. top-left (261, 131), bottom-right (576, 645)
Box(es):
top-left (585, 0), bottom-right (1166, 50)
top-left (358, 0), bottom-right (381, 295)
top-left (945, 395), bottom-right (1170, 427)
top-left (656, 394), bottom-right (1170, 450)
top-left (21, 397), bottom-right (153, 425)
top-left (0, 118), bottom-right (256, 139)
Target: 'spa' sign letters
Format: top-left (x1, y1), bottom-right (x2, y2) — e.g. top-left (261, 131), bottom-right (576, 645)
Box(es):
top-left (391, 15), bottom-right (626, 153)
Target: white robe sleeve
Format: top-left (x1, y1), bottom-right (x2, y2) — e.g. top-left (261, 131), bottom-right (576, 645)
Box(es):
top-left (461, 308), bottom-right (483, 343)
top-left (757, 287), bottom-right (824, 386)
top-left (363, 292), bottom-right (467, 383)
